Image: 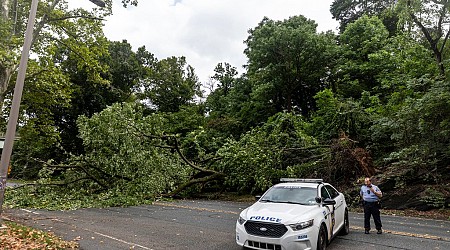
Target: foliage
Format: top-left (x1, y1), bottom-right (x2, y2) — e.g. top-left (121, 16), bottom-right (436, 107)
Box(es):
top-left (396, 0), bottom-right (450, 76)
top-left (205, 62), bottom-right (238, 118)
top-left (204, 62), bottom-right (250, 142)
top-left (0, 0), bottom-right (115, 115)
top-left (420, 187), bottom-right (448, 209)
top-left (368, 34), bottom-right (439, 98)
top-left (215, 113), bottom-right (323, 193)
top-left (11, 40), bottom-right (144, 178)
top-left (308, 89), bottom-right (374, 144)
top-left (244, 15), bottom-right (338, 117)
top-left (335, 15), bottom-right (390, 98)
top-left (50, 40), bottom-right (147, 156)
top-left (139, 56), bottom-right (202, 112)
top-left (10, 17), bottom-right (109, 177)
top-left (380, 78), bottom-right (450, 181)
top-left (8, 103), bottom-right (192, 209)
top-left (330, 0), bottom-right (399, 34)
top-left (76, 102), bottom-right (191, 193)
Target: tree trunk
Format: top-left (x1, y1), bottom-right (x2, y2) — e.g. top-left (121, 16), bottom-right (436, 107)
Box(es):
top-left (164, 172), bottom-right (226, 197)
top-left (1, 0), bottom-right (10, 111)
top-left (433, 47), bottom-right (445, 77)
top-left (409, 8), bottom-right (447, 77)
top-left (0, 0), bottom-right (10, 20)
top-left (0, 67), bottom-right (12, 113)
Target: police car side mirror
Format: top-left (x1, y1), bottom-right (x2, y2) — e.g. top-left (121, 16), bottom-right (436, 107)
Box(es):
top-left (255, 195), bottom-right (261, 201)
top-left (322, 198), bottom-right (336, 206)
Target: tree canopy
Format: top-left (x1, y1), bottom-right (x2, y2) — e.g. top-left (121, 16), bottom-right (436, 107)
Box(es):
top-left (244, 16), bottom-right (337, 117)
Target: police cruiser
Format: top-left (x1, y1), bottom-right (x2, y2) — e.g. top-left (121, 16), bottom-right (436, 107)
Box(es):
top-left (236, 178), bottom-right (349, 250)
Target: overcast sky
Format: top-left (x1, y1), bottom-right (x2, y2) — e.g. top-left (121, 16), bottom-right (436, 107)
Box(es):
top-left (73, 0), bottom-right (338, 84)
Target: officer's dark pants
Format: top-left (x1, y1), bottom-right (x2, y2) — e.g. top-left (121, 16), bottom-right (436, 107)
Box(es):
top-left (364, 201), bottom-right (382, 230)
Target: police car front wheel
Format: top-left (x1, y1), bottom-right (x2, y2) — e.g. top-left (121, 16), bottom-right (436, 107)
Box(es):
top-left (339, 210), bottom-right (350, 236)
top-left (317, 224), bottom-right (328, 250)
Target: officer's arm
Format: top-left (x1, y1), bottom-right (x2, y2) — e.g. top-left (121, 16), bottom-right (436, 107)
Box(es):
top-left (373, 188), bottom-right (382, 198)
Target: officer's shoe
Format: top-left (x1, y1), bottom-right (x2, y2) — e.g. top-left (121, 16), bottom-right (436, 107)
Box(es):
top-left (365, 229), bottom-right (370, 234)
top-left (377, 229), bottom-right (382, 234)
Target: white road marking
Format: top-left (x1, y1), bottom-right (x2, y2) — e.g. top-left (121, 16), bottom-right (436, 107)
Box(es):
top-left (152, 202), bottom-right (239, 215)
top-left (19, 208), bottom-right (152, 249)
top-left (21, 209), bottom-right (40, 215)
top-left (86, 229), bottom-right (153, 250)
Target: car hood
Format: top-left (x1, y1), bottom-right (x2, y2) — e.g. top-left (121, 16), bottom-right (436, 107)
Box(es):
top-left (242, 202), bottom-right (318, 225)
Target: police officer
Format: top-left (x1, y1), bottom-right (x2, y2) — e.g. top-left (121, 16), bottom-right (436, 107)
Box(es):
top-left (360, 177), bottom-right (382, 234)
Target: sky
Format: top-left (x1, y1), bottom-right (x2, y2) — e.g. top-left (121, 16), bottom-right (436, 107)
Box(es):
top-left (72, 0), bottom-right (339, 85)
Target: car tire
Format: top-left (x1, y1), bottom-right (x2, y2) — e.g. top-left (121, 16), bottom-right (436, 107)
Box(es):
top-left (339, 209), bottom-right (350, 235)
top-left (317, 224), bottom-right (327, 250)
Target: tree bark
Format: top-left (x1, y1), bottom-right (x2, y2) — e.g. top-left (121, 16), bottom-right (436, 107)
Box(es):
top-left (0, 0), bottom-right (11, 114)
top-left (0, 0), bottom-right (9, 20)
top-left (0, 67), bottom-right (12, 113)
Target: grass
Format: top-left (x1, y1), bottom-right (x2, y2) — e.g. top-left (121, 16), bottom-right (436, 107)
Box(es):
top-left (0, 221), bottom-right (78, 250)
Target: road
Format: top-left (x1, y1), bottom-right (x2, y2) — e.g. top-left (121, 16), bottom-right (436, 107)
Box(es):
top-left (3, 200), bottom-right (450, 250)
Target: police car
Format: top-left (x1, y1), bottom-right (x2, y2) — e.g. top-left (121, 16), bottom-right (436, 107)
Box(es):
top-left (236, 179), bottom-right (349, 250)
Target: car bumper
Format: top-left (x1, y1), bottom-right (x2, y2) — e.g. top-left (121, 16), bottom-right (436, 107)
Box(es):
top-left (236, 222), bottom-right (319, 250)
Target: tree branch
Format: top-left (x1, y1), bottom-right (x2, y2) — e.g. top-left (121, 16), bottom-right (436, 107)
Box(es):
top-left (170, 135), bottom-right (222, 175)
top-left (31, 0), bottom-right (61, 46)
top-left (164, 172), bottom-right (225, 197)
top-left (48, 15), bottom-right (104, 22)
top-left (440, 27), bottom-right (450, 54)
top-left (132, 126), bottom-right (223, 174)
top-left (9, 177), bottom-right (92, 190)
top-left (283, 145), bottom-right (330, 151)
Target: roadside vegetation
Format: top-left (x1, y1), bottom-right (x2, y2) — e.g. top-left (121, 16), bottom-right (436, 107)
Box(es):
top-left (1, 0), bottom-right (449, 213)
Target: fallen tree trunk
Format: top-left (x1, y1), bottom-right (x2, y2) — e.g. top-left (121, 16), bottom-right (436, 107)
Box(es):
top-left (164, 172), bottom-right (226, 197)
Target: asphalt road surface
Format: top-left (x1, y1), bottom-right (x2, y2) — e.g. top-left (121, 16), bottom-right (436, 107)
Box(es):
top-left (4, 200), bottom-right (450, 250)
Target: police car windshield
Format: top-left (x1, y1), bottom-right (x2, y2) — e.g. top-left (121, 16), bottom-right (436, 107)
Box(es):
top-left (260, 186), bottom-right (317, 205)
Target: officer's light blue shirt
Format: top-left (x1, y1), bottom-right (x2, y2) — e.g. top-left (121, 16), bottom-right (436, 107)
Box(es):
top-left (360, 185), bottom-right (381, 202)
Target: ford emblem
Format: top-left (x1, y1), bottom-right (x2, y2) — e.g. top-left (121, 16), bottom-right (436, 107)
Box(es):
top-left (260, 227), bottom-right (268, 232)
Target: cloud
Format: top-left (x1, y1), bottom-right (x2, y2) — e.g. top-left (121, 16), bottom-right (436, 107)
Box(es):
top-left (172, 0), bottom-right (183, 6)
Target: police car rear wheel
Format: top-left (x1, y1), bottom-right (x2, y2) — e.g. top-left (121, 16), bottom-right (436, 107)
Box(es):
top-left (317, 224), bottom-right (327, 250)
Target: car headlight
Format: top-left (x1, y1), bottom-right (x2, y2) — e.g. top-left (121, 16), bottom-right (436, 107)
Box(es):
top-left (289, 219), bottom-right (314, 231)
top-left (238, 216), bottom-right (246, 225)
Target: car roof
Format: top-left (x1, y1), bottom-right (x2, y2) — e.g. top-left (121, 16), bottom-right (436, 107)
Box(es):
top-left (273, 182), bottom-right (323, 188)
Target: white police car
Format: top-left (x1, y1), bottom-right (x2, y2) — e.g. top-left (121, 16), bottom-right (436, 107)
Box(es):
top-left (236, 179), bottom-right (349, 250)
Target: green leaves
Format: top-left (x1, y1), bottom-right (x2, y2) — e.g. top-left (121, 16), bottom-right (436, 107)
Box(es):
top-left (140, 56), bottom-right (201, 113)
top-left (396, 0), bottom-right (450, 76)
top-left (215, 113), bottom-right (321, 193)
top-left (331, 0), bottom-right (398, 33)
top-left (341, 15), bottom-right (389, 56)
top-left (244, 15), bottom-right (338, 117)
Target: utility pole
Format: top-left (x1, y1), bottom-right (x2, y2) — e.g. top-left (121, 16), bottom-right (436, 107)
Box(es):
top-left (0, 0), bottom-right (38, 229)
top-left (0, 0), bottom-right (105, 229)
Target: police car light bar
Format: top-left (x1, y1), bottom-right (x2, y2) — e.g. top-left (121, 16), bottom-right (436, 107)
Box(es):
top-left (280, 178), bottom-right (323, 183)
